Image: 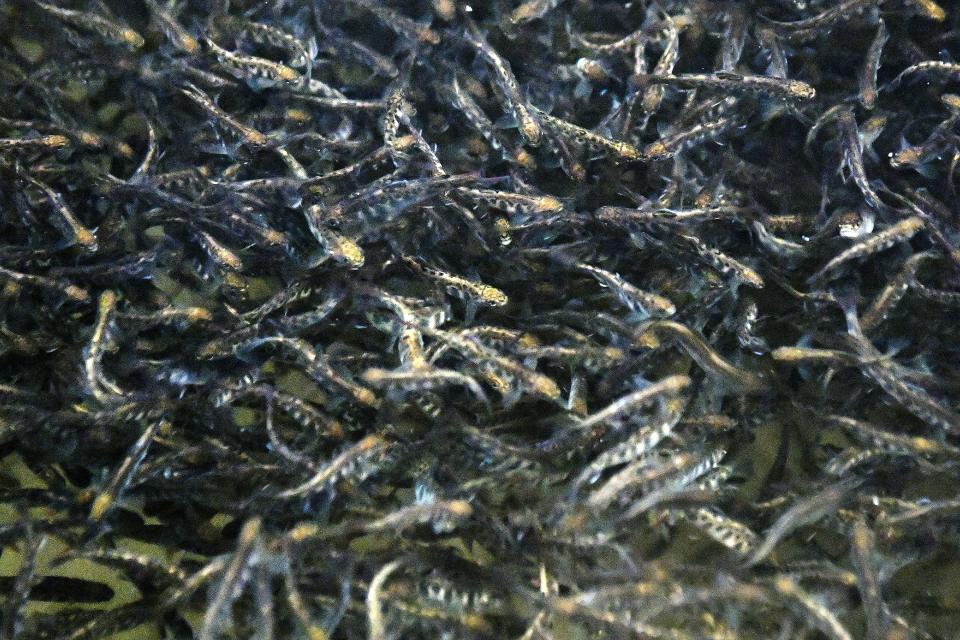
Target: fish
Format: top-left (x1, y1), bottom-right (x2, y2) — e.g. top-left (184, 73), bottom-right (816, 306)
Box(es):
top-left (641, 72), bottom-right (816, 102)
top-left (462, 22), bottom-right (542, 145)
top-left (89, 419), bottom-right (165, 522)
top-left (179, 83), bottom-right (270, 148)
top-left (858, 18), bottom-right (888, 110)
top-left (146, 0), bottom-right (200, 54)
top-left (809, 217), bottom-right (924, 282)
top-left (275, 435), bottom-right (389, 498)
top-left (531, 106), bottom-right (643, 162)
top-left (34, 0), bottom-right (144, 48)
top-left (19, 171), bottom-right (98, 252)
top-left (744, 477), bottom-right (863, 567)
top-left (205, 37), bottom-right (301, 85)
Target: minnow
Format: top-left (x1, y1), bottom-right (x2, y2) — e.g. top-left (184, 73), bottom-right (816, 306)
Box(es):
top-left (146, 0), bottom-right (199, 54)
top-left (402, 255), bottom-right (508, 307)
top-left (367, 559), bottom-right (407, 640)
top-left (275, 294), bottom-right (347, 337)
top-left (889, 108), bottom-right (960, 169)
top-left (20, 172), bottom-right (98, 252)
top-left (569, 395), bottom-right (686, 491)
top-left (359, 499), bottom-right (472, 535)
top-left (462, 24), bottom-right (541, 145)
top-left (305, 205), bottom-right (365, 268)
top-left (292, 74), bottom-right (347, 99)
top-left (192, 228), bottom-right (244, 272)
top-left (274, 146), bottom-right (308, 179)
top-left (218, 384), bottom-right (344, 440)
top-left (849, 518), bottom-right (891, 640)
top-left (744, 477), bottom-right (863, 567)
top-left (586, 448), bottom-right (697, 510)
top-left (889, 188), bottom-right (960, 268)
top-left (771, 345), bottom-right (859, 365)
top-left (861, 251), bottom-right (935, 331)
top-left (330, 173), bottom-right (490, 224)
top-left (200, 518), bottom-right (261, 640)
top-left (771, 576), bottom-right (854, 640)
top-left (509, 0), bottom-right (562, 25)
top-left (0, 118), bottom-right (119, 156)
top-left (240, 336), bottom-right (379, 408)
top-left (835, 207), bottom-right (876, 239)
top-left (677, 234), bottom-right (764, 288)
top-left (719, 6), bottom-right (749, 70)
top-left (685, 507), bottom-right (759, 557)
top-left (277, 435), bottom-right (389, 498)
top-left (519, 343), bottom-right (625, 373)
top-left (575, 56), bottom-right (614, 85)
top-left (757, 28), bottom-right (788, 79)
top-left (760, 0), bottom-right (882, 39)
top-left (637, 320), bottom-right (765, 392)
top-left (128, 119), bottom-right (159, 185)
top-left (559, 257), bottom-right (676, 317)
top-left (531, 106), bottom-right (642, 161)
top-left (414, 576), bottom-right (502, 615)
top-left (285, 93), bottom-right (385, 111)
top-left (205, 37), bottom-right (300, 84)
top-left (841, 299), bottom-right (960, 434)
top-left (808, 217), bottom-right (924, 282)
top-left (889, 60), bottom-right (960, 89)
top-left (396, 326), bottom-right (428, 370)
top-left (1, 530), bottom-right (45, 640)
top-left (751, 221), bottom-right (812, 259)
top-left (0, 269), bottom-right (85, 302)
top-left (346, 0), bottom-right (439, 45)
top-left (454, 187), bottom-right (564, 216)
top-left (736, 299), bottom-right (769, 354)
top-left (56, 547), bottom-right (188, 589)
top-left (383, 596), bottom-right (492, 635)
top-left (383, 71), bottom-right (416, 167)
top-left (859, 18), bottom-right (888, 110)
top-left (84, 290), bottom-right (124, 403)
top-left (179, 83), bottom-right (270, 148)
top-left (360, 286), bottom-right (448, 329)
top-left (912, 280), bottom-right (960, 306)
top-left (117, 306), bottom-right (212, 328)
top-left (617, 446), bottom-right (728, 519)
top-left (642, 72), bottom-right (816, 102)
top-left (571, 25), bottom-right (649, 54)
top-left (215, 16), bottom-right (311, 68)
top-left (445, 75), bottom-right (503, 152)
top-left (362, 367), bottom-right (489, 406)
top-left (280, 550), bottom-right (327, 640)
top-left (828, 414), bottom-right (960, 462)
top-left (224, 281), bottom-right (316, 324)
top-left (0, 134), bottom-right (70, 152)
top-left (880, 497), bottom-right (960, 525)
top-left (149, 166), bottom-right (213, 193)
top-left (571, 375), bottom-right (691, 436)
top-left (425, 326), bottom-right (560, 401)
top-left (90, 418), bottom-right (164, 522)
top-left (262, 392), bottom-right (319, 471)
top-left (599, 204), bottom-right (751, 226)
top-left (301, 141), bottom-right (411, 194)
top-left (827, 446), bottom-right (902, 475)
top-left (910, 0), bottom-right (946, 21)
top-left (641, 14), bottom-right (680, 116)
top-left (313, 24), bottom-right (398, 78)
top-left (34, 0), bottom-right (144, 48)
top-left (643, 114), bottom-right (742, 161)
